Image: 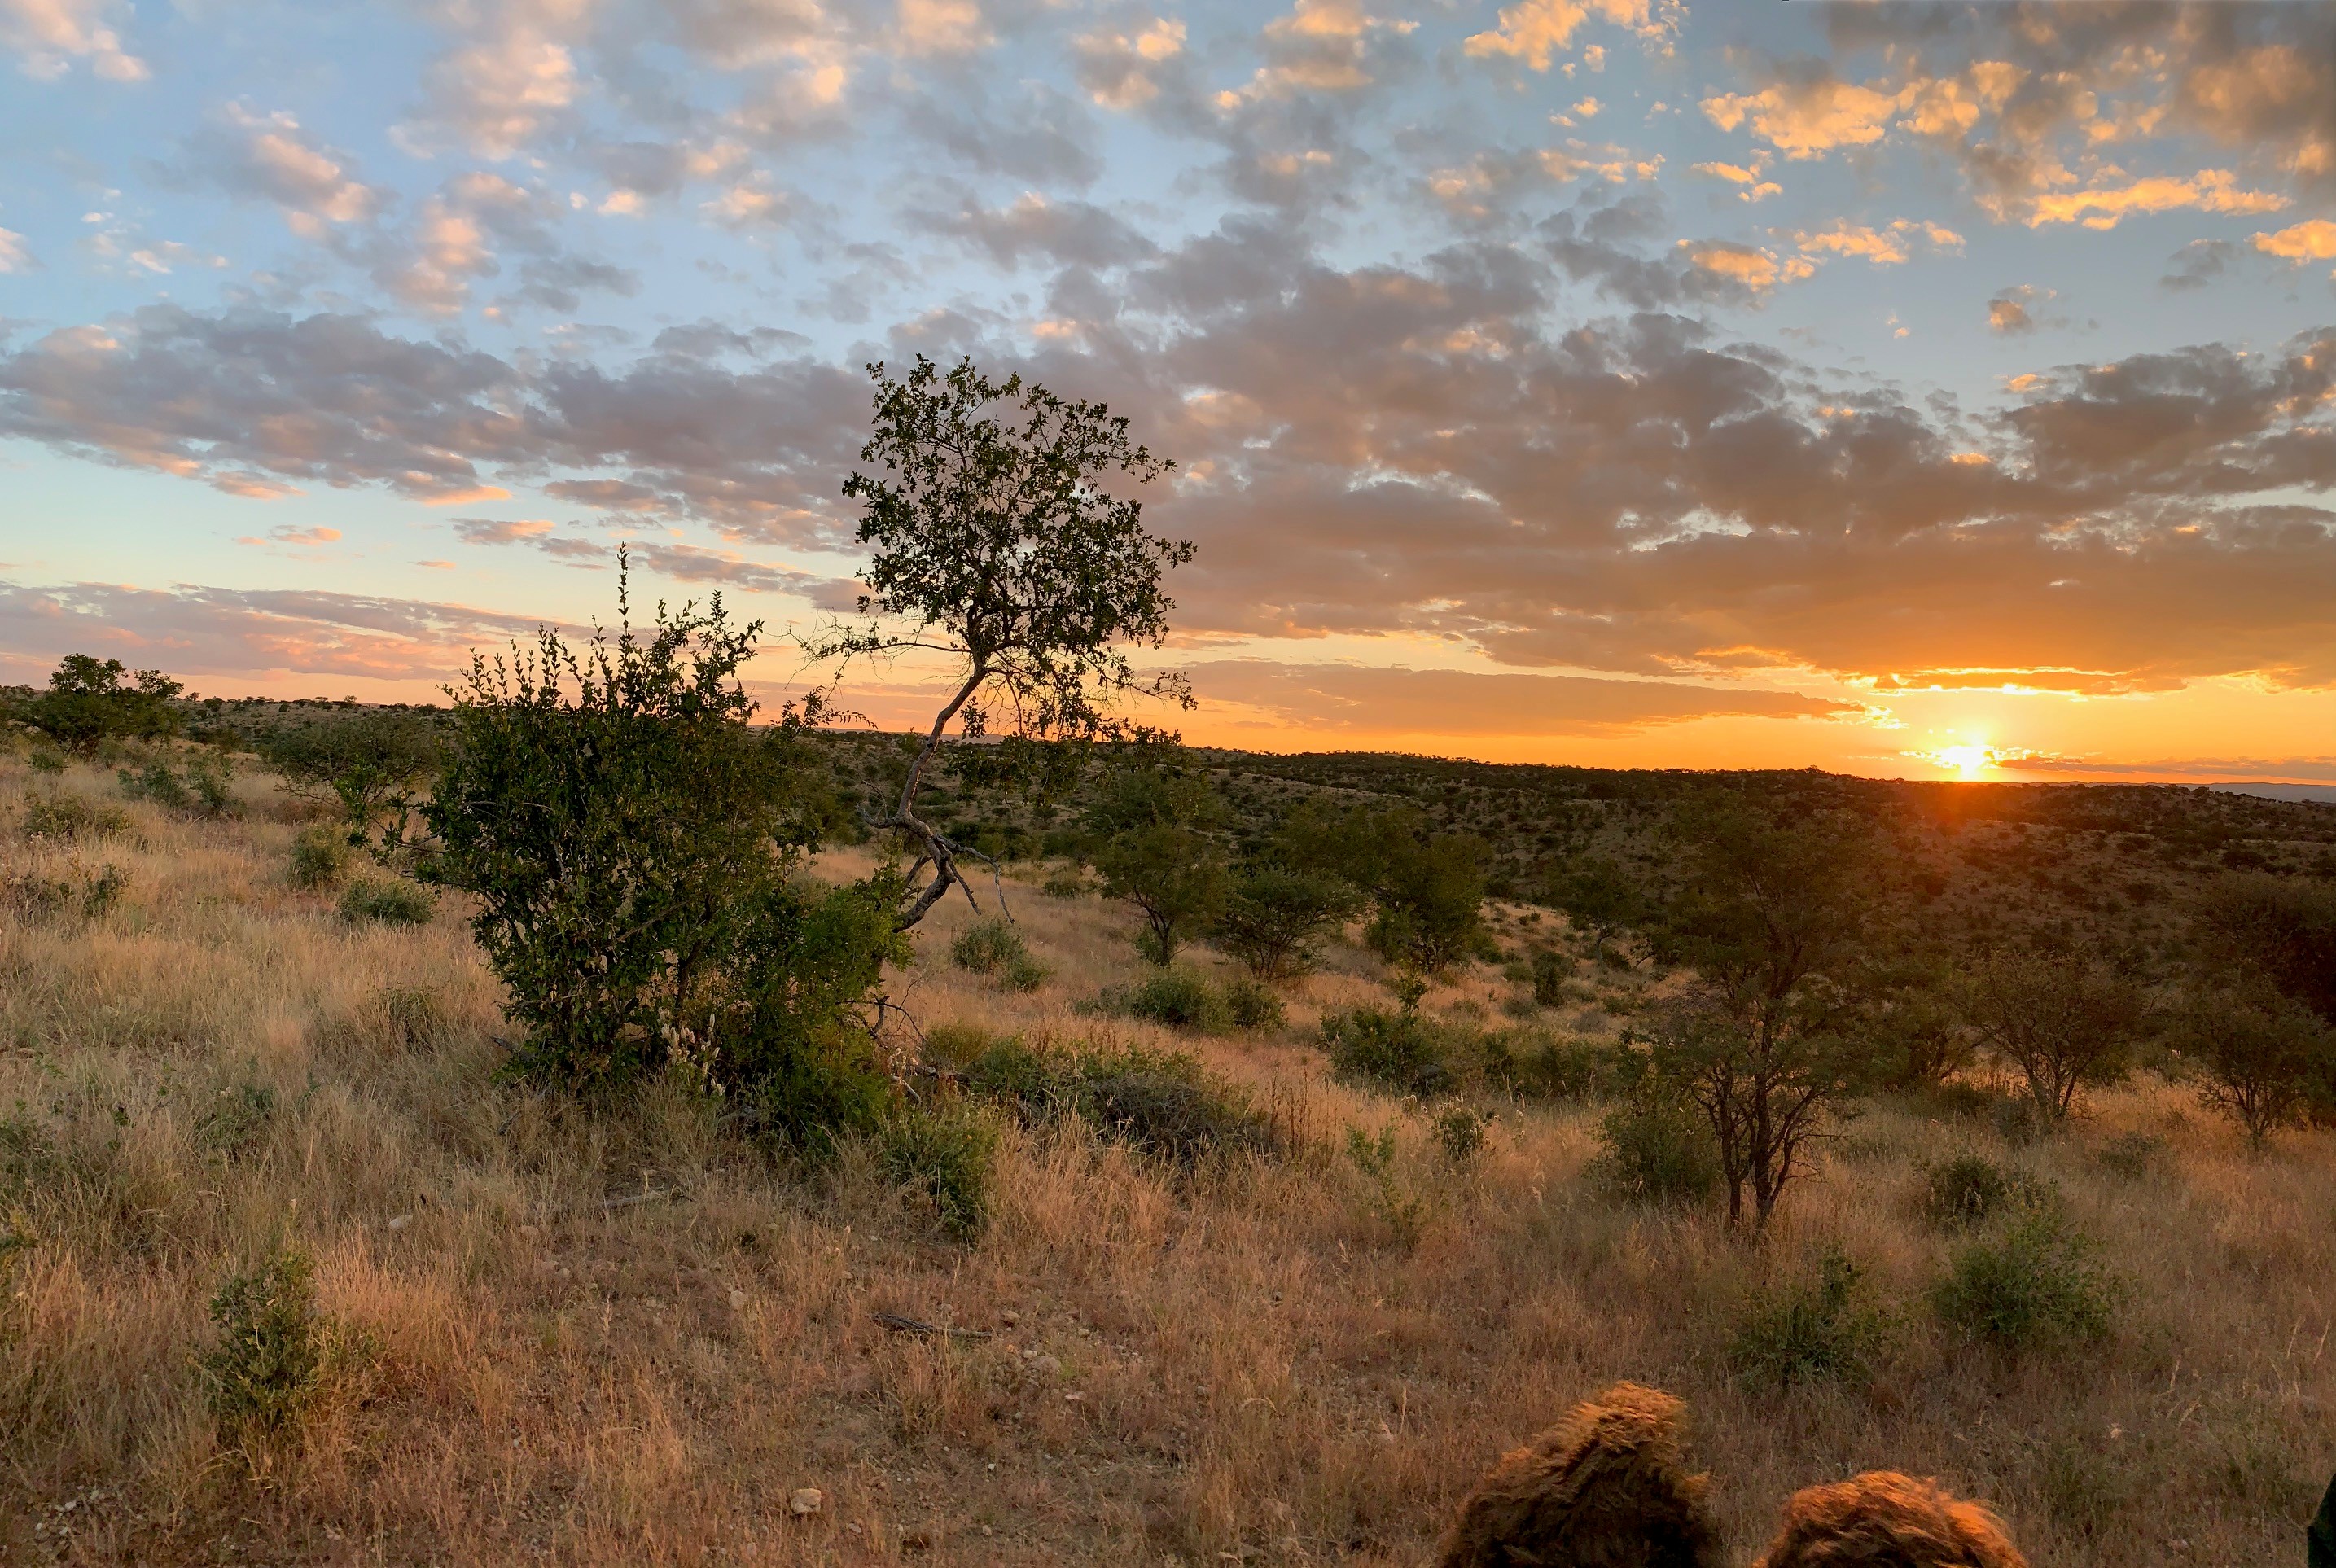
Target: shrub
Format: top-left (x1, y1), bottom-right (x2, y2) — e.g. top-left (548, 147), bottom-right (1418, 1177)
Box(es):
top-left (4, 862), bottom-right (125, 920)
top-left (263, 710), bottom-right (441, 864)
top-left (957, 1036), bottom-right (1275, 1167)
top-left (201, 1246), bottom-right (331, 1438)
top-left (1932, 1213), bottom-right (2119, 1351)
top-left (20, 789), bottom-right (129, 841)
top-left (1344, 1123), bottom-right (1427, 1248)
top-left (195, 1083), bottom-right (278, 1161)
top-left (949, 920), bottom-right (1050, 992)
top-left (1221, 975), bottom-right (1285, 1031)
top-left (1589, 1096), bottom-right (1720, 1204)
top-left (879, 1106), bottom-right (997, 1241)
top-left (339, 876), bottom-right (436, 926)
top-left (1321, 1004), bottom-right (1454, 1097)
top-left (28, 747), bottom-right (65, 775)
top-left (1528, 948), bottom-right (1572, 1007)
top-left (425, 566), bottom-right (901, 1109)
top-left (287, 826), bottom-right (352, 890)
top-left (119, 759), bottom-right (193, 809)
top-left (1098, 967), bottom-right (1232, 1032)
top-left (1729, 1249), bottom-right (1890, 1390)
top-left (1041, 867), bottom-right (1092, 899)
top-left (1215, 865), bottom-right (1356, 979)
top-left (2095, 1129), bottom-right (2165, 1180)
top-left (1078, 1053), bottom-right (1276, 1167)
top-left (1432, 1104), bottom-right (1489, 1166)
top-left (186, 753), bottom-right (236, 815)
top-left (950, 918), bottom-right (1028, 975)
top-left (1484, 1032), bottom-right (1616, 1101)
top-left (1919, 1154), bottom-right (2056, 1230)
top-left (997, 952), bottom-right (1050, 992)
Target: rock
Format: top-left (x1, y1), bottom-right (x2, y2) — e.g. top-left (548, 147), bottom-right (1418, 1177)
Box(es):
top-left (789, 1488), bottom-right (823, 1518)
top-left (386, 1214), bottom-right (413, 1232)
top-left (1028, 1352), bottom-right (1063, 1377)
top-left (729, 1289), bottom-right (747, 1309)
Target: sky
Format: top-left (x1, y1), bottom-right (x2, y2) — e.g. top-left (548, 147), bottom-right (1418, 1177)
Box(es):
top-left (2, 0), bottom-right (2334, 784)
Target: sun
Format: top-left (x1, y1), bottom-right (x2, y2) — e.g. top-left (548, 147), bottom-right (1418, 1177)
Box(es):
top-left (1933, 744), bottom-right (1994, 778)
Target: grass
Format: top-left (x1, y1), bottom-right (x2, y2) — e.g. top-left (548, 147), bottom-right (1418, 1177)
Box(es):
top-left (0, 754), bottom-right (2332, 1566)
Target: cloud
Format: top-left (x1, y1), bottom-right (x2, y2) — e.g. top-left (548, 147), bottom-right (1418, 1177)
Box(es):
top-left (1220, 0), bottom-right (1417, 103)
top-left (1464, 0), bottom-right (1661, 74)
top-left (1790, 219), bottom-right (1962, 266)
top-left (8, 229), bottom-right (2336, 701)
top-left (1702, 74), bottom-right (1903, 160)
top-left (1072, 14), bottom-right (1186, 110)
top-left (911, 191), bottom-right (1158, 270)
top-left (1187, 659), bottom-right (1860, 738)
top-left (0, 226), bottom-right (35, 272)
top-left (1, 0), bottom-right (144, 81)
top-left (401, 0), bottom-right (585, 160)
top-left (2026, 169), bottom-right (2286, 230)
top-left (1985, 284), bottom-right (2066, 335)
top-left (2255, 218), bottom-right (2336, 268)
top-left (1680, 239), bottom-right (1812, 296)
top-left (0, 578), bottom-right (544, 686)
top-left (189, 104), bottom-right (383, 237)
top-left (451, 517), bottom-right (554, 545)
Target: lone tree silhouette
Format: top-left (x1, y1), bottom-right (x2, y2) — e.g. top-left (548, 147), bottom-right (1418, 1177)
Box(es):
top-left (822, 354), bottom-right (1191, 930)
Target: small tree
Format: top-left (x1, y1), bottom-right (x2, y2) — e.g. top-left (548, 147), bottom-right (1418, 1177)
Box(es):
top-left (19, 655), bottom-right (182, 756)
top-left (2173, 985), bottom-right (2334, 1146)
top-left (1966, 948), bottom-right (2140, 1120)
top-left (822, 355), bottom-right (1190, 930)
top-left (263, 710), bottom-right (443, 865)
top-left (1648, 807), bottom-right (1869, 1229)
top-left (1549, 855), bottom-right (1642, 961)
top-left (426, 559), bottom-right (903, 1105)
top-left (1275, 800), bottom-right (1485, 975)
top-left (1216, 865), bottom-right (1359, 979)
top-left (1084, 761), bottom-right (1228, 964)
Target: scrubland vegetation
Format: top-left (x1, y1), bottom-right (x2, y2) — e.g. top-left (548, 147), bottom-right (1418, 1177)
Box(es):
top-left (4, 360), bottom-right (2334, 1565)
top-left (2, 734), bottom-right (2332, 1566)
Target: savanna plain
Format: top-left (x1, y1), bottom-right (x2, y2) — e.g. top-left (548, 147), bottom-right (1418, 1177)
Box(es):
top-left (2, 739), bottom-right (2334, 1568)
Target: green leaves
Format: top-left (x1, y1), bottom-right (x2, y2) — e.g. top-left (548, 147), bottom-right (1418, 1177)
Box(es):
top-left (19, 655), bottom-right (182, 756)
top-left (426, 556), bottom-right (901, 1121)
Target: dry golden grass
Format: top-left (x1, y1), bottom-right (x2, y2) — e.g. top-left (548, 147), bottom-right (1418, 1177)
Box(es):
top-left (2, 756), bottom-right (2331, 1566)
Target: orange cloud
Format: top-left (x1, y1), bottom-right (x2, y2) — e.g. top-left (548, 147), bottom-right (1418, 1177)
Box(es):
top-left (1701, 77), bottom-right (1904, 160)
top-left (1465, 0), bottom-right (1657, 72)
top-left (2027, 169), bottom-right (2288, 230)
top-left (2255, 218), bottom-right (2336, 263)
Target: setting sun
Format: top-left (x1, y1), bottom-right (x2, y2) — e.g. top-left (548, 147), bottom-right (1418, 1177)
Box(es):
top-left (1931, 744), bottom-right (1996, 778)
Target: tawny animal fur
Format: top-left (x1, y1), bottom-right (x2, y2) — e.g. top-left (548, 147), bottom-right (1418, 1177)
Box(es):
top-left (1749, 1472), bottom-right (2027, 1568)
top-left (1433, 1382), bottom-right (1725, 1568)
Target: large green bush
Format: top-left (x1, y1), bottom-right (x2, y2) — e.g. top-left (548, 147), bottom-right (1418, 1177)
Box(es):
top-left (1932, 1212), bottom-right (2119, 1351)
top-left (1588, 1094), bottom-right (1720, 1204)
top-left (1729, 1249), bottom-right (1890, 1390)
top-left (425, 565), bottom-right (906, 1125)
top-left (951, 1033), bottom-right (1275, 1167)
top-left (1320, 1003), bottom-right (1455, 1097)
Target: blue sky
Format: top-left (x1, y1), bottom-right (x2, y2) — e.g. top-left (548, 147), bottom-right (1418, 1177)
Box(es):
top-left (3, 0), bottom-right (2334, 780)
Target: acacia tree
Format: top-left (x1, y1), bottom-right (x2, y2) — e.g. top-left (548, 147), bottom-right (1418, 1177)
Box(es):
top-left (1649, 807), bottom-right (1870, 1229)
top-left (1966, 947), bottom-right (2140, 1119)
top-left (822, 355), bottom-right (1191, 930)
top-left (18, 655), bottom-right (183, 755)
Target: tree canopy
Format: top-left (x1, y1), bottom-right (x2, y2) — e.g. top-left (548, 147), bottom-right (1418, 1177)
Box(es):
top-left (821, 354), bottom-right (1190, 928)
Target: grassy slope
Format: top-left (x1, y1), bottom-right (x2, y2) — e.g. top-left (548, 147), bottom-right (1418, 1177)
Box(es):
top-left (2, 755), bottom-right (2332, 1566)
